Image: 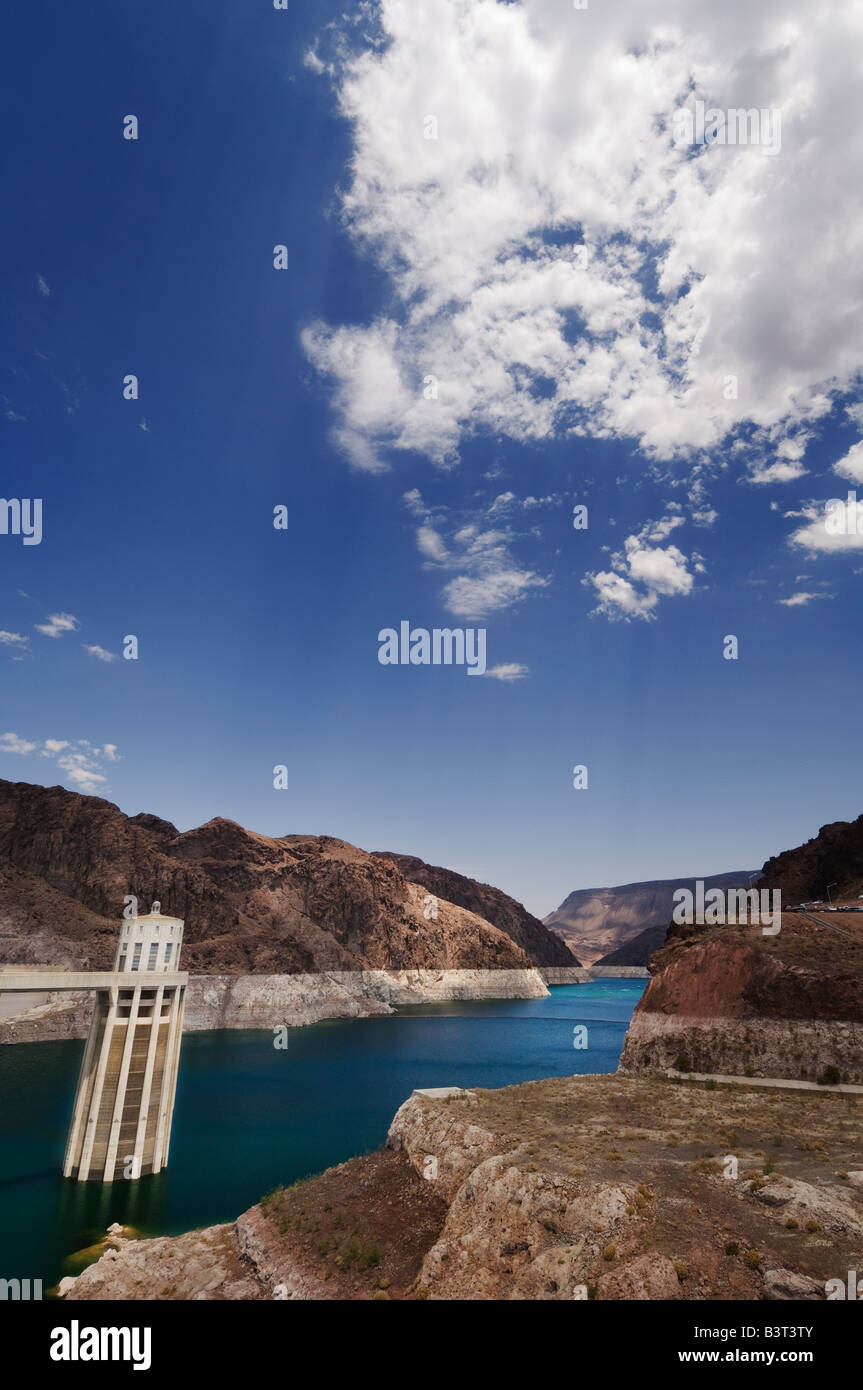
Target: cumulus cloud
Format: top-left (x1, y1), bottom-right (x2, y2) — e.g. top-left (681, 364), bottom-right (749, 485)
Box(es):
top-left (0, 630), bottom-right (28, 647)
top-left (833, 440), bottom-right (863, 484)
top-left (0, 733), bottom-right (119, 794)
top-left (0, 732), bottom-right (37, 755)
top-left (586, 519), bottom-right (696, 621)
top-left (303, 0), bottom-right (863, 486)
top-left (35, 612), bottom-right (79, 639)
top-left (42, 739), bottom-right (70, 755)
top-left (56, 752), bottom-right (108, 792)
top-left (83, 644), bottom-right (116, 662)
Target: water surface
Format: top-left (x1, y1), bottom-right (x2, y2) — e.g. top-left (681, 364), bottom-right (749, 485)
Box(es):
top-left (0, 980), bottom-right (645, 1288)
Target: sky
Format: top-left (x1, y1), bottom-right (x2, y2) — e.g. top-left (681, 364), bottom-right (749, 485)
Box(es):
top-left (1, 0), bottom-right (863, 918)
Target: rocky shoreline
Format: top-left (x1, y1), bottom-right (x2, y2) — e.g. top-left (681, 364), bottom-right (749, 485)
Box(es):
top-left (0, 967), bottom-right (551, 1043)
top-left (0, 965), bottom-right (649, 1043)
top-left (59, 1073), bottom-right (863, 1301)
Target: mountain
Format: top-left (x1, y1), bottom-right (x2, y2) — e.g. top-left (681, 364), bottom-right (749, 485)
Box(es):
top-left (760, 813), bottom-right (863, 903)
top-left (544, 870), bottom-right (756, 967)
top-left (372, 852), bottom-right (576, 967)
top-left (594, 925), bottom-right (667, 968)
top-left (0, 779), bottom-right (567, 974)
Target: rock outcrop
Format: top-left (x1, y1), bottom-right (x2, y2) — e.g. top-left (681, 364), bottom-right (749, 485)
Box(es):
top-left (760, 813), bottom-right (863, 903)
top-left (374, 851), bottom-right (577, 966)
top-left (0, 779), bottom-right (567, 978)
top-left (60, 1073), bottom-right (863, 1300)
top-left (620, 912), bottom-right (863, 1083)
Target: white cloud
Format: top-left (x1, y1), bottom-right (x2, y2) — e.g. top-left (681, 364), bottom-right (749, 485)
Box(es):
top-left (443, 566), bottom-right (547, 618)
top-left (483, 662), bottom-right (530, 681)
top-left (790, 497), bottom-right (863, 552)
top-left (0, 732), bottom-right (37, 754)
top-left (586, 521), bottom-right (696, 621)
top-left (0, 733), bottom-right (119, 794)
top-left (406, 489), bottom-right (550, 617)
top-left (35, 612), bottom-right (79, 639)
top-left (304, 0), bottom-right (863, 485)
top-left (42, 739), bottom-right (70, 755)
top-left (833, 440), bottom-right (863, 484)
top-left (83, 644), bottom-right (116, 663)
top-left (416, 525), bottom-right (449, 561)
top-left (776, 591), bottom-right (832, 606)
top-left (57, 751), bottom-right (108, 792)
top-left (0, 631), bottom-right (28, 647)
top-left (749, 459), bottom-right (809, 485)
top-left (36, 274), bottom-right (50, 298)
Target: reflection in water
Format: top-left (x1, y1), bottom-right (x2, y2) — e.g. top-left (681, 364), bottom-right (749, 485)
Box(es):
top-left (55, 1171), bottom-right (169, 1268)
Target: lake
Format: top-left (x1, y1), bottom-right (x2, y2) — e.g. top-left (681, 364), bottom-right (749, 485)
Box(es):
top-left (0, 979), bottom-right (645, 1289)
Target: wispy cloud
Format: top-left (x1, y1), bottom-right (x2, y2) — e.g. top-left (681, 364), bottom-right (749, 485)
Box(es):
top-left (35, 612), bottom-right (80, 638)
top-left (776, 591), bottom-right (833, 607)
top-left (83, 644), bottom-right (116, 663)
top-left (36, 274), bottom-right (50, 298)
top-left (403, 489), bottom-right (549, 619)
top-left (483, 663), bottom-right (530, 682)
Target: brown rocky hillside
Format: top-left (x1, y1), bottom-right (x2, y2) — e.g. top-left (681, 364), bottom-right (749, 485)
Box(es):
top-left (0, 779), bottom-right (565, 974)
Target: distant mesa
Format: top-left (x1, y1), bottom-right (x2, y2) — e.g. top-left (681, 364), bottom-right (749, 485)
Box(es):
top-left (544, 871), bottom-right (757, 967)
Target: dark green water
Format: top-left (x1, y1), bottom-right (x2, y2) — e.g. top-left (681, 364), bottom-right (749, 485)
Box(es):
top-left (0, 980), bottom-right (644, 1289)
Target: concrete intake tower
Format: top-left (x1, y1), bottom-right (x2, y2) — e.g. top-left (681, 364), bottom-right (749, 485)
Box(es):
top-left (0, 904), bottom-right (188, 1183)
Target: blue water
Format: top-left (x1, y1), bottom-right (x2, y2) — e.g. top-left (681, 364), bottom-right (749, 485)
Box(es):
top-left (0, 980), bottom-right (644, 1288)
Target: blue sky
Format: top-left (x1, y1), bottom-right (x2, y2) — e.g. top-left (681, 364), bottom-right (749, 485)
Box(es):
top-left (2, 0), bottom-right (862, 917)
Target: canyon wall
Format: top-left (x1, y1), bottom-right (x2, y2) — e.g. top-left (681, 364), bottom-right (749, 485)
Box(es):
top-left (620, 914), bottom-right (863, 1084)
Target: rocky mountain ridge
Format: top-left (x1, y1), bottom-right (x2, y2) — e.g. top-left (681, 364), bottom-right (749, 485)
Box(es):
top-left (0, 779), bottom-right (566, 975)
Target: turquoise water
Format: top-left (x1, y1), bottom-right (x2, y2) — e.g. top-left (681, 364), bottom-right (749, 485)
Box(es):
top-left (0, 980), bottom-right (644, 1288)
